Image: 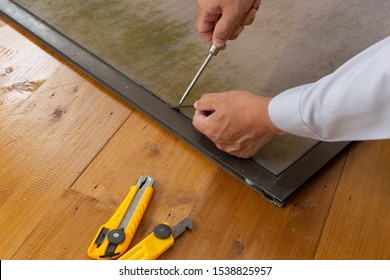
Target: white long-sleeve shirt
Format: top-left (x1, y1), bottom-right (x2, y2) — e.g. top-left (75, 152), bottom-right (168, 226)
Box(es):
top-left (269, 36), bottom-right (390, 141)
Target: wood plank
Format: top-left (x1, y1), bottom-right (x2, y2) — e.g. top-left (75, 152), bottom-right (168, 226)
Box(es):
top-left (0, 21), bottom-right (61, 117)
top-left (168, 150), bottom-right (349, 259)
top-left (11, 189), bottom-right (114, 260)
top-left (12, 111), bottom-right (219, 259)
top-left (0, 20), bottom-right (133, 258)
top-left (315, 141), bottom-right (390, 259)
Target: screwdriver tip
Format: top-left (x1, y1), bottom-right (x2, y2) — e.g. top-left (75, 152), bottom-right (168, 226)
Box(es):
top-left (171, 104), bottom-right (194, 111)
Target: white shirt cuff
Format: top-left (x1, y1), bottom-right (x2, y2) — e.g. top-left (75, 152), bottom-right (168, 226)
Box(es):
top-left (268, 84), bottom-right (324, 140)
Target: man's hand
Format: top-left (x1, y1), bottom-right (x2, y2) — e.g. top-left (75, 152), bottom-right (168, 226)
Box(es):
top-left (197, 0), bottom-right (261, 47)
top-left (192, 91), bottom-right (285, 158)
top-left (194, 1), bottom-right (280, 158)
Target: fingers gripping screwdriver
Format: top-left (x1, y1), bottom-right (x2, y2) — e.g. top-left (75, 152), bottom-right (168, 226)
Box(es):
top-left (178, 0), bottom-right (257, 106)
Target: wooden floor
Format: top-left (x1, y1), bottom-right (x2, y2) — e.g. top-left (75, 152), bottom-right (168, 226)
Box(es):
top-left (0, 17), bottom-right (389, 260)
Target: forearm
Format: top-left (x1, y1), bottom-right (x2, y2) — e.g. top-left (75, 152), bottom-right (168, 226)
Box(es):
top-left (269, 36), bottom-right (390, 141)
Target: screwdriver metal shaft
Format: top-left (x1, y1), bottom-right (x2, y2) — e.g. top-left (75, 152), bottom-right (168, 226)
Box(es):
top-left (179, 44), bottom-right (220, 105)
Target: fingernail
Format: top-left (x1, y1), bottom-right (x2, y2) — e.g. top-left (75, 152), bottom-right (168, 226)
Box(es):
top-left (212, 38), bottom-right (226, 49)
top-left (194, 101), bottom-right (198, 108)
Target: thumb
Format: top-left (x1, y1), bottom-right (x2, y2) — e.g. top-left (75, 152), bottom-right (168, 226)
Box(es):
top-left (212, 11), bottom-right (238, 47)
top-left (193, 95), bottom-right (218, 132)
top-left (192, 103), bottom-right (210, 134)
top-left (194, 95), bottom-right (217, 113)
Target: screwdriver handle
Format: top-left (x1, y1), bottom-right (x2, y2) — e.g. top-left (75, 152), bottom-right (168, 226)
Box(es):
top-left (208, 44), bottom-right (220, 55)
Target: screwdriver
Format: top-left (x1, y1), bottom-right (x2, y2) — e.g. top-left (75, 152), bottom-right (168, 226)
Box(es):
top-left (178, 44), bottom-right (220, 105)
top-left (178, 0), bottom-right (257, 106)
top-left (178, 0), bottom-right (260, 105)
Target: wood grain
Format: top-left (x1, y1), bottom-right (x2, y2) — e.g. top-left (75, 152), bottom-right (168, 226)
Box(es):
top-left (315, 141), bottom-right (390, 259)
top-left (0, 19), bottom-right (132, 259)
top-left (169, 151), bottom-right (348, 259)
top-left (0, 23), bottom-right (60, 118)
top-left (11, 110), bottom-right (219, 259)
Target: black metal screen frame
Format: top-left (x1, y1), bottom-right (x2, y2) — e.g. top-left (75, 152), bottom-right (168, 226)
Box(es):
top-left (0, 0), bottom-right (349, 206)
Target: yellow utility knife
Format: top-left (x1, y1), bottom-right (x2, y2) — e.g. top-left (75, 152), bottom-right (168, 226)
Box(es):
top-left (87, 175), bottom-right (154, 259)
top-left (119, 218), bottom-right (193, 260)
